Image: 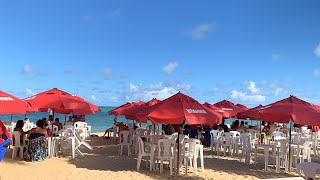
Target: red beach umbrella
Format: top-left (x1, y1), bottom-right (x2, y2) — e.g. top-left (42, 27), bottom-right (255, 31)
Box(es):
top-left (73, 96), bottom-right (101, 113)
top-left (146, 92), bottom-right (222, 125)
top-left (122, 98), bottom-right (161, 121)
top-left (25, 88), bottom-right (95, 115)
top-left (203, 102), bottom-right (231, 118)
top-left (214, 100), bottom-right (244, 117)
top-left (236, 103), bottom-right (250, 111)
top-left (110, 101), bottom-right (145, 117)
top-left (108, 102), bottom-right (132, 115)
top-left (0, 90), bottom-right (28, 114)
top-left (26, 101), bottom-right (38, 113)
top-left (259, 95), bottom-right (320, 126)
top-left (237, 104), bottom-right (264, 120)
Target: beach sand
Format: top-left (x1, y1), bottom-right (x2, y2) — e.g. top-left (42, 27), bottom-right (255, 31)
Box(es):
top-left (0, 132), bottom-right (312, 180)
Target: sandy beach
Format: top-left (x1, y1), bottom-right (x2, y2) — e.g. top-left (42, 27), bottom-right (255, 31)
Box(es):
top-left (0, 132), bottom-right (311, 180)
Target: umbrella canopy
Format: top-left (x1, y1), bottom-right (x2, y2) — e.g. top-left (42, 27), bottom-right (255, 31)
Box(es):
top-left (236, 103), bottom-right (250, 111)
top-left (73, 96), bottom-right (101, 113)
top-left (26, 101), bottom-right (38, 113)
top-left (214, 100), bottom-right (244, 117)
top-left (237, 104), bottom-right (264, 120)
top-left (108, 102), bottom-right (132, 115)
top-left (258, 95), bottom-right (320, 126)
top-left (25, 88), bottom-right (95, 115)
top-left (145, 92), bottom-right (222, 125)
top-left (203, 102), bottom-right (231, 118)
top-left (0, 90), bottom-right (28, 114)
top-left (109, 101), bottom-right (145, 117)
top-left (122, 98), bottom-right (161, 120)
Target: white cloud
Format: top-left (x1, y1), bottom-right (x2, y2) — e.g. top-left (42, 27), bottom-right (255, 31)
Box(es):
top-left (230, 90), bottom-right (266, 102)
top-left (314, 43), bottom-right (320, 58)
top-left (272, 54), bottom-right (281, 61)
top-left (269, 80), bottom-right (285, 96)
top-left (314, 69), bottom-right (320, 77)
top-left (111, 8), bottom-right (121, 18)
top-left (129, 83), bottom-right (138, 93)
top-left (103, 68), bottom-right (113, 80)
top-left (163, 62), bottom-right (179, 75)
top-left (83, 16), bottom-right (93, 22)
top-left (176, 83), bottom-right (191, 91)
top-left (117, 81), bottom-right (193, 102)
top-left (26, 88), bottom-right (35, 96)
top-left (273, 87), bottom-right (283, 96)
top-left (247, 81), bottom-right (260, 94)
top-left (90, 95), bottom-right (99, 102)
top-left (185, 23), bottom-right (215, 40)
top-left (22, 64), bottom-right (42, 76)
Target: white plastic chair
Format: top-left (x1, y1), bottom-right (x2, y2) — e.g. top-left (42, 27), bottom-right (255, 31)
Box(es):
top-left (210, 129), bottom-right (221, 153)
top-left (74, 122), bottom-right (88, 140)
top-left (149, 135), bottom-right (164, 144)
top-left (60, 129), bottom-right (93, 158)
top-left (311, 133), bottom-right (318, 156)
top-left (297, 162), bottom-right (320, 180)
top-left (135, 128), bottom-right (148, 137)
top-left (270, 139), bottom-right (289, 173)
top-left (239, 134), bottom-right (252, 164)
top-left (298, 141), bottom-right (312, 164)
top-left (154, 139), bottom-right (176, 176)
top-left (168, 132), bottom-right (178, 142)
top-left (73, 130), bottom-right (93, 157)
top-left (273, 131), bottom-right (285, 141)
top-left (136, 136), bottom-right (153, 171)
top-left (48, 125), bottom-right (59, 135)
top-left (219, 132), bottom-right (234, 156)
top-left (183, 138), bottom-right (201, 175)
top-left (155, 129), bottom-right (165, 135)
top-left (11, 131), bottom-right (26, 159)
top-left (119, 131), bottom-right (132, 156)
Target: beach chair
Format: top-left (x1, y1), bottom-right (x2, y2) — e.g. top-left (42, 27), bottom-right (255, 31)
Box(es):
top-left (297, 162), bottom-right (320, 180)
top-left (60, 129), bottom-right (93, 158)
top-left (239, 134), bottom-right (252, 164)
top-left (210, 129), bottom-right (221, 153)
top-left (74, 122), bottom-right (88, 140)
top-left (219, 132), bottom-right (233, 156)
top-left (183, 138), bottom-right (201, 175)
top-left (270, 139), bottom-right (289, 173)
top-left (73, 130), bottom-right (93, 157)
top-left (48, 125), bottom-right (59, 135)
top-left (154, 139), bottom-right (176, 176)
top-left (119, 131), bottom-right (132, 156)
top-left (136, 136), bottom-right (153, 171)
top-left (11, 131), bottom-right (26, 159)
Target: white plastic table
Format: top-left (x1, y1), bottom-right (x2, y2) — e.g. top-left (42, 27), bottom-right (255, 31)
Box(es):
top-left (254, 144), bottom-right (275, 171)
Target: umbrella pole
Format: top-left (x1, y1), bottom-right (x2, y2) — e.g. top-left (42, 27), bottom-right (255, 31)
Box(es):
top-left (49, 111), bottom-right (55, 158)
top-left (64, 114), bottom-right (67, 125)
top-left (10, 114), bottom-right (12, 121)
top-left (24, 114), bottom-right (26, 118)
top-left (260, 121), bottom-right (262, 144)
top-left (288, 119), bottom-right (292, 173)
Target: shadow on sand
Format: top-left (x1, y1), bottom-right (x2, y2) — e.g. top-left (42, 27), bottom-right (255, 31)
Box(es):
top-left (65, 137), bottom-right (309, 179)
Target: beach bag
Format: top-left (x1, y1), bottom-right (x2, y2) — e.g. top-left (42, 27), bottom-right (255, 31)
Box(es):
top-left (0, 120), bottom-right (10, 161)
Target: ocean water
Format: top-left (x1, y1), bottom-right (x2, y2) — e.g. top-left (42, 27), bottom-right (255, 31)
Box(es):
top-left (0, 106), bottom-right (146, 133)
top-left (0, 106), bottom-right (260, 133)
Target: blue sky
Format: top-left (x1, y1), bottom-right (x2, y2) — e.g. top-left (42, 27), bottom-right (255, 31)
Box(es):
top-left (1, 1), bottom-right (320, 107)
